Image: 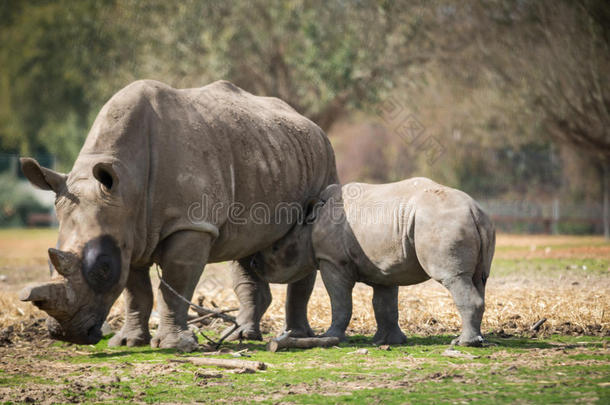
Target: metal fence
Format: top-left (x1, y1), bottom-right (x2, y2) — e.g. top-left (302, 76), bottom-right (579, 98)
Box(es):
top-left (479, 199), bottom-right (604, 234)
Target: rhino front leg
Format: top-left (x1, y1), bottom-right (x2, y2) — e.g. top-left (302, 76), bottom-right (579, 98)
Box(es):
top-left (372, 285), bottom-right (407, 345)
top-left (151, 231), bottom-right (213, 352)
top-left (225, 257), bottom-right (271, 341)
top-left (284, 271), bottom-right (316, 337)
top-left (319, 261), bottom-right (355, 341)
top-left (442, 275), bottom-right (485, 347)
top-left (108, 266), bottom-right (153, 347)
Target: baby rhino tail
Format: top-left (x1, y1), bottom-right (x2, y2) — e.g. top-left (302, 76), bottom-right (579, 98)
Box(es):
top-left (470, 204), bottom-right (495, 291)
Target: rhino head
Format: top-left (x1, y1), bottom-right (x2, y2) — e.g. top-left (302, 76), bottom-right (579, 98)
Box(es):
top-left (18, 157), bottom-right (135, 344)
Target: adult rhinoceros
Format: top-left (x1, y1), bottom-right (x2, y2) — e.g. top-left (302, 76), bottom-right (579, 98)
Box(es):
top-left (19, 79), bottom-right (338, 351)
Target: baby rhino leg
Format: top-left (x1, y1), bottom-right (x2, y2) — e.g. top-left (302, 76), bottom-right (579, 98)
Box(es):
top-left (372, 285), bottom-right (407, 345)
top-left (319, 261), bottom-right (355, 341)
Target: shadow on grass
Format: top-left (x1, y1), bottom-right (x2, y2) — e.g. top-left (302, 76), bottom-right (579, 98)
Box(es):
top-left (344, 334), bottom-right (554, 349)
top-left (86, 333), bottom-right (555, 359)
top-left (221, 341), bottom-right (268, 352)
top-left (88, 348), bottom-right (177, 359)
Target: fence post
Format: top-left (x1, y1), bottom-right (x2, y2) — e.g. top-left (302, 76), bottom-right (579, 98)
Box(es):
top-left (9, 155), bottom-right (18, 177)
top-left (602, 161), bottom-right (610, 240)
top-left (551, 198), bottom-right (560, 235)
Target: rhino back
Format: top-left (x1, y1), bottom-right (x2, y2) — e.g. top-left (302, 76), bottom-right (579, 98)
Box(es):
top-left (76, 80), bottom-right (338, 263)
top-left (339, 180), bottom-right (433, 285)
top-left (315, 178), bottom-right (480, 286)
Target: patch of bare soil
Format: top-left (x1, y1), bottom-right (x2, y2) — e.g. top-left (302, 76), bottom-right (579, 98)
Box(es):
top-left (0, 317), bottom-right (51, 347)
top-left (0, 335), bottom-right (99, 404)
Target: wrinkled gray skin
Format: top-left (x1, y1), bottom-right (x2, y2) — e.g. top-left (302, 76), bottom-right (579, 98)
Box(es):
top-left (252, 178), bottom-right (496, 346)
top-left (18, 80), bottom-right (337, 351)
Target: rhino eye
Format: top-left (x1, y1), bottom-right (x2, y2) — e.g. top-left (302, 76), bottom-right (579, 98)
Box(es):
top-left (82, 235), bottom-right (121, 293)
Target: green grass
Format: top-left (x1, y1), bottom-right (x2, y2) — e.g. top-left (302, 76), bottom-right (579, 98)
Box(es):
top-left (494, 240), bottom-right (610, 253)
top-left (491, 257), bottom-right (610, 277)
top-left (3, 335), bottom-right (608, 404)
top-left (0, 227), bottom-right (57, 238)
top-left (1, 232), bottom-right (609, 403)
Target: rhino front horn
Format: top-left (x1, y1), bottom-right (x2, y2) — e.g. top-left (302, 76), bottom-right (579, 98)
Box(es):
top-left (48, 248), bottom-right (78, 276)
top-left (18, 282), bottom-right (65, 303)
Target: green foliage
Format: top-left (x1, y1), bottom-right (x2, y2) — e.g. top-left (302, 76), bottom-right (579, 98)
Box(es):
top-left (0, 0), bottom-right (136, 162)
top-left (491, 257), bottom-right (610, 277)
top-left (0, 0), bottom-right (606, 222)
top-left (0, 0), bottom-right (426, 168)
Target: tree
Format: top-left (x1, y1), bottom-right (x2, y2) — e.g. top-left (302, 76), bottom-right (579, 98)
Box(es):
top-left (1, 0), bottom-right (434, 167)
top-left (123, 0), bottom-right (434, 131)
top-left (439, 0), bottom-right (610, 237)
top-left (528, 1), bottom-right (610, 238)
top-left (0, 0), bottom-right (142, 170)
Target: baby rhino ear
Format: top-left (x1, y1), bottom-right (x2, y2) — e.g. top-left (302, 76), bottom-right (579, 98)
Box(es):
top-left (20, 157), bottom-right (67, 194)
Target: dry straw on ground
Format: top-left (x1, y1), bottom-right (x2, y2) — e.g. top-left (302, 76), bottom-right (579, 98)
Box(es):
top-left (1, 234), bottom-right (608, 338)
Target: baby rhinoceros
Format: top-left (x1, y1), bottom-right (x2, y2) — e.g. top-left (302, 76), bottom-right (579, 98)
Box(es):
top-left (251, 177), bottom-right (495, 346)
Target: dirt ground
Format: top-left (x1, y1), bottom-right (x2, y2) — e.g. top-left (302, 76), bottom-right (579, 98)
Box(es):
top-left (1, 230), bottom-right (608, 336)
top-left (0, 230), bottom-right (609, 403)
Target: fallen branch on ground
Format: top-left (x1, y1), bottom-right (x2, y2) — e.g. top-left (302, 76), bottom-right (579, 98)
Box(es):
top-left (531, 318), bottom-right (547, 332)
top-left (187, 308), bottom-right (238, 325)
top-left (267, 330), bottom-right (340, 352)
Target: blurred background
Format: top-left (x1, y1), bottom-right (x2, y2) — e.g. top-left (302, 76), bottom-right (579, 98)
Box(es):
top-left (0, 0), bottom-right (608, 236)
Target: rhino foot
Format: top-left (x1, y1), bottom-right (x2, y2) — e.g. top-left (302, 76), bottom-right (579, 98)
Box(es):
top-left (286, 325), bottom-right (315, 338)
top-left (222, 324), bottom-right (263, 342)
top-left (373, 327), bottom-right (407, 346)
top-left (108, 327), bottom-right (151, 347)
top-left (321, 327), bottom-right (348, 342)
top-left (151, 329), bottom-right (199, 352)
top-left (451, 335), bottom-right (485, 347)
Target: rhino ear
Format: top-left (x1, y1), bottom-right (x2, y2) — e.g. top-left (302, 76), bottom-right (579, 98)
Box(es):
top-left (92, 162), bottom-right (118, 192)
top-left (20, 157), bottom-right (67, 194)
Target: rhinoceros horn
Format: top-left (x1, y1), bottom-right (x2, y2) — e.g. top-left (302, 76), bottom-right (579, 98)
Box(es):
top-left (48, 248), bottom-right (78, 277)
top-left (18, 282), bottom-right (67, 304)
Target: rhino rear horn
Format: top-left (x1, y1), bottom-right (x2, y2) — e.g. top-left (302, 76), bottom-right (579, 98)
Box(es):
top-left (48, 248), bottom-right (78, 277)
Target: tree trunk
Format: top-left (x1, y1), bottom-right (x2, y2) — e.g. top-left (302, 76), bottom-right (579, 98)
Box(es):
top-left (602, 161), bottom-right (610, 240)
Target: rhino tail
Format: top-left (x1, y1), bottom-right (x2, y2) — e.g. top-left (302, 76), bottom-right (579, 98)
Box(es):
top-left (470, 205), bottom-right (495, 289)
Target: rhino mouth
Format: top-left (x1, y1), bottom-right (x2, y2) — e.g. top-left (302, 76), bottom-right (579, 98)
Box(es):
top-left (46, 316), bottom-right (104, 345)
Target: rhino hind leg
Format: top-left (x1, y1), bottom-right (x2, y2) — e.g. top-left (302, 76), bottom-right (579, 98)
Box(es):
top-left (224, 258), bottom-right (271, 341)
top-left (441, 275), bottom-right (485, 347)
top-left (108, 266), bottom-right (153, 347)
top-left (284, 271), bottom-right (316, 337)
top-left (151, 231), bottom-right (214, 352)
top-left (319, 261), bottom-right (355, 341)
top-left (371, 285), bottom-right (407, 345)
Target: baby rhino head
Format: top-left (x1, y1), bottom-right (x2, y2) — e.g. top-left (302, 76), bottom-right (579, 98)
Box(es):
top-left (250, 199), bottom-right (321, 284)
